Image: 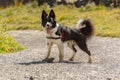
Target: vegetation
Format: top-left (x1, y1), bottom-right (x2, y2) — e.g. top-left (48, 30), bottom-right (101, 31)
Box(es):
top-left (0, 3), bottom-right (120, 37)
top-left (0, 0), bottom-right (120, 8)
top-left (0, 27), bottom-right (25, 53)
top-left (0, 2), bottom-right (120, 53)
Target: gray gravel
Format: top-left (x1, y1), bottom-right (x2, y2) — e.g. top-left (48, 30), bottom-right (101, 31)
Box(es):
top-left (0, 30), bottom-right (120, 80)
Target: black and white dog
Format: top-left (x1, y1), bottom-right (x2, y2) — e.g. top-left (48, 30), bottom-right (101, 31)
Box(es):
top-left (41, 9), bottom-right (94, 63)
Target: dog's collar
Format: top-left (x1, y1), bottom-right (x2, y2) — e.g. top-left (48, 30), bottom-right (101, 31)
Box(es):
top-left (46, 36), bottom-right (61, 39)
top-left (61, 28), bottom-right (64, 39)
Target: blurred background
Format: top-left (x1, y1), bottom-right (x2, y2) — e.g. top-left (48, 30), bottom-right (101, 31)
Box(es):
top-left (0, 0), bottom-right (120, 8)
top-left (0, 0), bottom-right (120, 53)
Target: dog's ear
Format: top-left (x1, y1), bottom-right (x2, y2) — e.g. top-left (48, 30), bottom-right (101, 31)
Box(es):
top-left (49, 9), bottom-right (55, 19)
top-left (41, 10), bottom-right (47, 20)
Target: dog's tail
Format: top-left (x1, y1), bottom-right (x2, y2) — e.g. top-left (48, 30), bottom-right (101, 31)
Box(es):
top-left (76, 18), bottom-right (94, 38)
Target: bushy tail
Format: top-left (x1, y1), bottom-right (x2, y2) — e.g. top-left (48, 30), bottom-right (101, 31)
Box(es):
top-left (76, 18), bottom-right (94, 38)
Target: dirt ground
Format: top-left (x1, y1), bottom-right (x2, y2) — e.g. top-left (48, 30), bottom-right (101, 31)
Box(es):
top-left (0, 30), bottom-right (120, 80)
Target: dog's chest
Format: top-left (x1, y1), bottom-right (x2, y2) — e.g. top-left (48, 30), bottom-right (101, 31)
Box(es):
top-left (46, 28), bottom-right (62, 44)
top-left (46, 27), bottom-right (59, 37)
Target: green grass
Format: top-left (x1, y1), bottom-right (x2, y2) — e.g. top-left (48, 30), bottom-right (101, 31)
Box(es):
top-left (0, 27), bottom-right (25, 53)
top-left (0, 2), bottom-right (120, 53)
top-left (0, 3), bottom-right (120, 37)
top-left (0, 34), bottom-right (25, 53)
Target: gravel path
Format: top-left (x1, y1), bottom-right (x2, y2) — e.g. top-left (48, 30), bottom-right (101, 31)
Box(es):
top-left (0, 30), bottom-right (120, 80)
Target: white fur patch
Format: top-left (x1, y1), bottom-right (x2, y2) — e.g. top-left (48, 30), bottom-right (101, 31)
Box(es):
top-left (46, 23), bottom-right (60, 38)
top-left (46, 23), bottom-right (63, 47)
top-left (46, 22), bottom-right (52, 28)
top-left (76, 19), bottom-right (86, 29)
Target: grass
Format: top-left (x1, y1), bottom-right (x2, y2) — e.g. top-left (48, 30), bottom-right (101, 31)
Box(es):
top-left (0, 2), bottom-right (120, 53)
top-left (0, 34), bottom-right (25, 53)
top-left (0, 27), bottom-right (25, 53)
top-left (0, 3), bottom-right (120, 37)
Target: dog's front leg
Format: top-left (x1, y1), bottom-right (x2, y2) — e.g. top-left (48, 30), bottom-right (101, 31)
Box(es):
top-left (57, 42), bottom-right (64, 62)
top-left (42, 42), bottom-right (53, 61)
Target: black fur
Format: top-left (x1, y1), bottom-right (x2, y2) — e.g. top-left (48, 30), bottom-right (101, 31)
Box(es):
top-left (41, 9), bottom-right (56, 28)
top-left (55, 25), bottom-right (92, 56)
top-left (41, 9), bottom-right (94, 60)
top-left (72, 45), bottom-right (77, 52)
top-left (79, 18), bottom-right (94, 38)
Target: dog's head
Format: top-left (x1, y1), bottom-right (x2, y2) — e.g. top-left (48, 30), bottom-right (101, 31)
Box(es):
top-left (41, 9), bottom-right (56, 34)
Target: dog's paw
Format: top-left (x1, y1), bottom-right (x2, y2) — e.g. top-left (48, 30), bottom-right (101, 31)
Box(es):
top-left (42, 58), bottom-right (55, 63)
top-left (46, 58), bottom-right (55, 63)
top-left (88, 56), bottom-right (92, 63)
top-left (88, 60), bottom-right (92, 63)
top-left (42, 58), bottom-right (48, 62)
top-left (69, 58), bottom-right (74, 61)
top-left (58, 60), bottom-right (63, 63)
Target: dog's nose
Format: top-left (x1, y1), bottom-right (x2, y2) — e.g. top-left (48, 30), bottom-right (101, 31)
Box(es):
top-left (46, 24), bottom-right (49, 27)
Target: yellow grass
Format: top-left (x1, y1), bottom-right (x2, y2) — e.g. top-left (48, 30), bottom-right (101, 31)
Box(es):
top-left (0, 3), bottom-right (120, 53)
top-left (0, 3), bottom-right (120, 38)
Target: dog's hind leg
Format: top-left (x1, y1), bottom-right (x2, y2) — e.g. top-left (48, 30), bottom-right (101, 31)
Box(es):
top-left (67, 41), bottom-right (77, 61)
top-left (42, 42), bottom-right (53, 61)
top-left (77, 42), bottom-right (92, 63)
top-left (75, 36), bottom-right (92, 63)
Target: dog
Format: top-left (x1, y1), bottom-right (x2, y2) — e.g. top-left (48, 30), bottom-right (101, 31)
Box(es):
top-left (41, 9), bottom-right (94, 63)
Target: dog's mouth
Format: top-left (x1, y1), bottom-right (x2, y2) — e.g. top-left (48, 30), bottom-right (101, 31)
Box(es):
top-left (46, 28), bottom-right (51, 34)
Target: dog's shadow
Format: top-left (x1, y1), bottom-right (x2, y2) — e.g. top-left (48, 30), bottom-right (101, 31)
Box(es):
top-left (18, 60), bottom-right (82, 66)
top-left (19, 61), bottom-right (45, 65)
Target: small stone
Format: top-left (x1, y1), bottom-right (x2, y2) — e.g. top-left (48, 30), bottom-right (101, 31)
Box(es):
top-left (29, 76), bottom-right (34, 80)
top-left (106, 78), bottom-right (112, 80)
